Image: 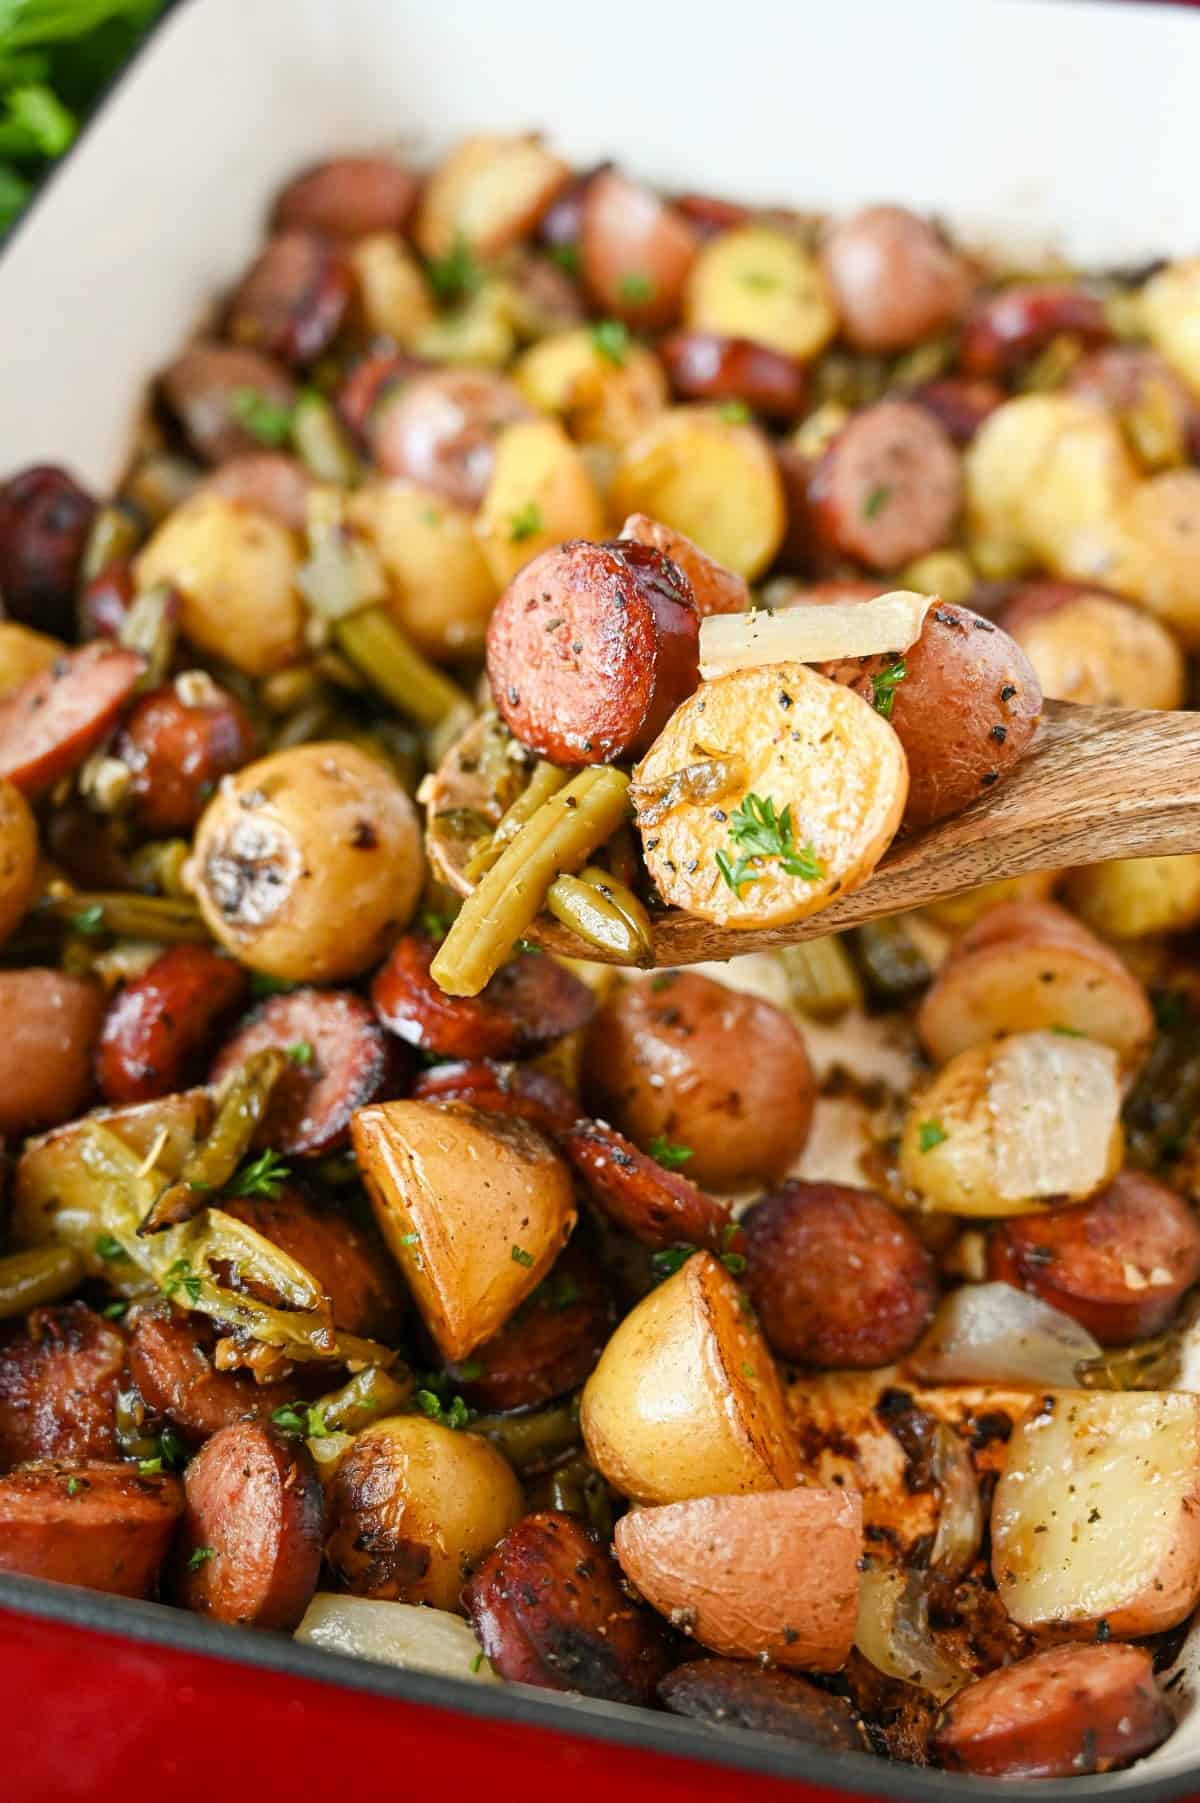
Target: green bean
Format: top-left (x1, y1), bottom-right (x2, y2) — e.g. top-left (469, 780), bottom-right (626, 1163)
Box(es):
top-left (271, 698), bottom-right (339, 751)
top-left (545, 1455), bottom-right (615, 1538)
top-left (118, 583), bottom-right (178, 689)
top-left (114, 1385), bottom-right (162, 1462)
top-left (336, 605), bottom-right (472, 729)
top-left (852, 917), bottom-right (932, 1008)
top-left (0, 1244), bottom-right (84, 1319)
top-left (38, 892), bottom-right (209, 943)
top-left (81, 504), bottom-right (140, 584)
top-left (431, 766), bottom-right (632, 996)
top-left (138, 1049), bottom-right (286, 1235)
top-left (546, 865), bottom-right (653, 966)
top-left (781, 935), bottom-right (863, 1019)
top-left (291, 390), bottom-right (362, 487)
top-left (465, 761), bottom-right (568, 880)
top-left (467, 1396), bottom-right (582, 1474)
top-left (317, 1364), bottom-right (415, 1434)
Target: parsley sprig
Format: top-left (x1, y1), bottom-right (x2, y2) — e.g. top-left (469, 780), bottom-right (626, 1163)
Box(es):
top-left (231, 386), bottom-right (293, 447)
top-left (715, 793), bottom-right (825, 898)
top-left (232, 1148), bottom-right (290, 1199)
top-left (648, 1135), bottom-right (693, 1170)
top-left (870, 656), bottom-right (907, 721)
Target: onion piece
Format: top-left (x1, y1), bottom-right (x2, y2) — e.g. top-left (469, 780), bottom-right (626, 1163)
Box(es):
top-left (989, 1031), bottom-right (1123, 1206)
top-left (909, 1282), bottom-right (1103, 1387)
top-left (698, 590), bottom-right (932, 679)
top-left (854, 1566), bottom-right (968, 1700)
top-left (929, 1422), bottom-right (983, 1582)
top-left (295, 1594), bottom-right (499, 1681)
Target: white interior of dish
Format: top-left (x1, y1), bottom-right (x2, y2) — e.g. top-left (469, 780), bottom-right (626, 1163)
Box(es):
top-left (1, 0), bottom-right (1200, 1780)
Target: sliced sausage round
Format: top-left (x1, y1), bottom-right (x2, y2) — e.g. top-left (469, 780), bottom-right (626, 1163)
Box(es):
top-left (219, 1189), bottom-right (402, 1340)
top-left (371, 367), bottom-right (534, 506)
top-left (175, 1421), bottom-right (323, 1628)
top-left (273, 156), bottom-right (419, 239)
top-left (487, 538), bottom-right (700, 767)
top-left (580, 168), bottom-right (698, 331)
top-left (159, 342), bottom-right (298, 465)
top-left (820, 205), bottom-right (973, 353)
top-left (933, 1643), bottom-right (1172, 1779)
top-left (410, 1058), bottom-right (580, 1138)
top-left (199, 453), bottom-right (314, 532)
top-left (372, 931), bottom-right (596, 1059)
top-left (0, 464), bottom-right (96, 638)
top-left (97, 945), bottom-right (249, 1106)
top-left (0, 970), bottom-right (104, 1136)
top-left (0, 1460), bottom-right (183, 1596)
top-left (988, 1170), bottom-right (1200, 1345)
top-left (0, 1303), bottom-right (125, 1468)
top-left (660, 1659), bottom-right (865, 1750)
top-left (211, 987), bottom-right (394, 1156)
top-left (808, 399), bottom-right (963, 571)
top-left (0, 644), bottom-right (144, 797)
top-left (907, 377), bottom-right (1006, 446)
top-left (562, 1117), bottom-right (740, 1255)
top-left (226, 230), bottom-right (352, 369)
top-left (463, 1509), bottom-right (671, 1704)
top-left (127, 1308), bottom-right (282, 1444)
top-left (959, 284), bottom-right (1109, 379)
top-left (658, 332), bottom-right (807, 418)
top-left (446, 1244), bottom-right (615, 1411)
top-left (672, 192), bottom-right (752, 238)
top-left (114, 678), bottom-right (257, 834)
top-left (743, 1180), bottom-right (937, 1368)
top-left (335, 351), bottom-right (427, 448)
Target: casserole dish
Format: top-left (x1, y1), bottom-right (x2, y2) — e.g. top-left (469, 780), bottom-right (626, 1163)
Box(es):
top-left (4, 0), bottom-right (1200, 1796)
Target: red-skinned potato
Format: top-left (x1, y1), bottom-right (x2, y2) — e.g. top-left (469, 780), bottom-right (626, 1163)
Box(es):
top-left (159, 344), bottom-right (297, 466)
top-left (916, 899), bottom-right (1153, 1066)
top-left (614, 1487), bottom-right (862, 1671)
top-left (581, 1251), bottom-right (799, 1504)
top-left (0, 970), bottom-right (104, 1135)
top-left (583, 970), bottom-right (814, 1191)
top-left (273, 155), bottom-right (419, 240)
top-left (999, 582), bottom-right (1185, 710)
top-left (820, 205), bottom-right (972, 353)
top-left (808, 399), bottom-right (963, 571)
top-left (819, 602), bottom-right (1042, 831)
top-left (617, 513), bottom-right (750, 618)
top-left (580, 168), bottom-right (699, 330)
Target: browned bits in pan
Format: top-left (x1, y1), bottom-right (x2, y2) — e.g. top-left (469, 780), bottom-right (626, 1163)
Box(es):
top-left (97, 945), bottom-right (249, 1106)
top-left (0, 1302), bottom-right (125, 1467)
top-left (563, 1117), bottom-right (740, 1256)
top-left (372, 931), bottom-right (595, 1059)
top-left (226, 230), bottom-right (353, 370)
top-left (0, 464), bottom-right (96, 638)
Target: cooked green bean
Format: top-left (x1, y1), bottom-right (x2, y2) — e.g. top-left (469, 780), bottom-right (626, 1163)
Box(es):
top-left (138, 1049), bottom-right (285, 1234)
top-left (317, 1364), bottom-right (415, 1434)
top-left (1076, 1332), bottom-right (1183, 1391)
top-left (127, 839), bottom-right (192, 898)
top-left (38, 891), bottom-right (209, 942)
top-left (465, 760), bottom-right (568, 880)
top-left (431, 766), bottom-right (632, 995)
top-left (292, 390), bottom-right (362, 486)
top-left (0, 1244), bottom-right (84, 1319)
top-left (81, 504), bottom-right (140, 584)
top-left (546, 865), bottom-right (653, 965)
top-left (467, 1396), bottom-right (581, 1473)
top-left (336, 604), bottom-right (473, 729)
top-left (781, 934), bottom-right (863, 1019)
top-left (852, 917), bottom-right (932, 1007)
top-left (545, 1454), bottom-right (615, 1538)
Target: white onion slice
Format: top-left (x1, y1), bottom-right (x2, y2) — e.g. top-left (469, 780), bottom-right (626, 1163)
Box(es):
top-left (295, 1594), bottom-right (499, 1682)
top-left (909, 1282), bottom-right (1102, 1387)
top-left (698, 590), bottom-right (932, 679)
top-left (854, 1566), bottom-right (968, 1699)
top-left (988, 1031), bottom-right (1122, 1204)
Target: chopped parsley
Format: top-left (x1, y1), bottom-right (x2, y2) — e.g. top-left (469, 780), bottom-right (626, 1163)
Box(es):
top-left (648, 1135), bottom-right (694, 1170)
top-left (426, 234), bottom-right (482, 304)
top-left (918, 1119), bottom-right (949, 1153)
top-left (618, 271), bottom-right (654, 303)
top-left (415, 1389), bottom-right (470, 1429)
top-left (718, 399), bottom-right (751, 424)
top-left (715, 792), bottom-right (825, 898)
top-left (162, 1258), bottom-right (202, 1305)
top-left (591, 318), bottom-right (631, 366)
top-left (101, 1299), bottom-right (128, 1319)
top-left (66, 1476), bottom-right (82, 1497)
top-left (71, 902), bottom-right (106, 935)
top-left (187, 1546), bottom-right (216, 1571)
top-left (231, 386), bottom-right (293, 447)
top-left (471, 1651), bottom-right (487, 1673)
top-left (508, 500), bottom-right (544, 543)
top-left (250, 973), bottom-right (298, 999)
top-left (650, 1246), bottom-right (694, 1280)
top-left (138, 1457), bottom-right (163, 1476)
top-left (870, 656), bottom-right (907, 721)
top-left (271, 1401), bottom-right (327, 1438)
top-left (287, 1040), bottom-right (315, 1066)
top-left (399, 1231), bottom-right (421, 1247)
top-left (532, 1271), bottom-right (579, 1312)
top-left (159, 1428), bottom-right (187, 1470)
top-left (94, 1232), bottom-right (125, 1262)
top-left (740, 269), bottom-right (777, 291)
top-left (455, 1359), bottom-right (485, 1382)
top-left (548, 242), bottom-right (580, 277)
top-left (511, 1244), bottom-right (535, 1268)
top-left (1052, 1023), bottom-right (1085, 1037)
top-left (862, 484), bottom-right (892, 519)
top-left (419, 908), bottom-right (453, 939)
top-left (232, 1147), bottom-right (290, 1199)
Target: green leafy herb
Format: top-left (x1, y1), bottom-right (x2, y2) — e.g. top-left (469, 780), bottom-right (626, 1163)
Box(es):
top-left (427, 234), bottom-right (482, 304)
top-left (548, 242), bottom-right (580, 277)
top-left (101, 1299), bottom-right (128, 1319)
top-left (230, 386), bottom-right (293, 447)
top-left (648, 1135), bottom-right (693, 1170)
top-left (862, 484), bottom-right (892, 519)
top-left (66, 1476), bottom-right (81, 1497)
top-left (415, 1388), bottom-right (470, 1429)
top-left (187, 1545), bottom-right (216, 1571)
top-left (870, 656), bottom-right (907, 721)
top-left (71, 902), bottom-right (105, 935)
top-left (418, 908), bottom-right (453, 939)
top-left (250, 973), bottom-right (298, 999)
top-left (511, 1244), bottom-right (535, 1268)
top-left (232, 1147), bottom-right (290, 1199)
top-left (137, 1456), bottom-right (163, 1475)
top-left (399, 1231), bottom-right (420, 1247)
top-left (722, 1251), bottom-right (747, 1275)
top-left (455, 1359), bottom-right (485, 1382)
top-left (741, 1361), bottom-right (757, 1381)
top-left (591, 319), bottom-right (631, 366)
top-left (715, 793), bottom-right (825, 897)
top-left (918, 1119), bottom-right (949, 1152)
top-left (718, 399), bottom-right (752, 424)
top-left (287, 1040), bottom-right (315, 1066)
top-left (159, 1427), bottom-right (187, 1469)
top-left (271, 1400), bottom-right (328, 1439)
top-left (533, 1271), bottom-right (579, 1312)
top-left (740, 269), bottom-right (777, 291)
top-left (508, 500), bottom-right (543, 543)
top-left (618, 271), bottom-right (654, 303)
top-left (1052, 1023), bottom-right (1086, 1037)
top-left (471, 1651), bottom-right (486, 1673)
top-left (94, 1232), bottom-right (124, 1261)
top-left (162, 1257), bottom-right (202, 1305)
top-left (650, 1245), bottom-right (695, 1280)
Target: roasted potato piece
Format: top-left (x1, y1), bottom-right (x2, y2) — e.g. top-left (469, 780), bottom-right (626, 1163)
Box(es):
top-left (611, 406), bottom-right (786, 580)
top-left (916, 899), bottom-right (1153, 1066)
top-left (187, 742), bottom-right (422, 982)
top-left (135, 494), bottom-right (304, 677)
top-left (1097, 469), bottom-right (1200, 646)
top-left (0, 777), bottom-right (37, 946)
top-left (820, 205), bottom-right (971, 353)
top-left (513, 327), bottom-right (669, 448)
top-left (579, 169), bottom-right (698, 331)
top-left (346, 480), bottom-right (498, 660)
top-left (349, 232), bottom-right (436, 346)
top-left (324, 1413), bottom-right (523, 1611)
top-left (580, 1251), bottom-right (799, 1504)
top-left (617, 512), bottom-right (750, 618)
top-left (899, 1031), bottom-right (1124, 1216)
top-left (1001, 584), bottom-right (1185, 709)
top-left (615, 1488), bottom-right (861, 1673)
top-left (992, 1390), bottom-right (1200, 1635)
top-left (351, 1100), bottom-right (576, 1362)
top-left (475, 418), bottom-right (605, 588)
top-left (1141, 257), bottom-right (1200, 395)
top-left (921, 871), bottom-right (1059, 932)
top-left (685, 224), bottom-right (836, 361)
top-left (1063, 853), bottom-right (1200, 938)
top-left (415, 133), bottom-right (570, 261)
top-left (633, 663), bottom-right (906, 930)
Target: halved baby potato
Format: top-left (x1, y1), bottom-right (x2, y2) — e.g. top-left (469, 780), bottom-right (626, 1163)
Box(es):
top-left (414, 133), bottom-right (570, 261)
top-left (633, 663), bottom-right (907, 931)
top-left (685, 224), bottom-right (836, 361)
top-left (513, 328), bottom-right (669, 449)
top-left (0, 778), bottom-right (37, 947)
top-left (475, 417), bottom-right (605, 588)
top-left (992, 1389), bottom-right (1200, 1636)
top-left (1063, 853), bottom-right (1200, 939)
top-left (611, 406), bottom-right (786, 580)
top-left (1003, 588), bottom-right (1185, 710)
top-left (347, 479), bottom-right (499, 660)
top-left (580, 1251), bottom-right (799, 1504)
top-left (351, 1099), bottom-right (577, 1361)
top-left (1094, 469), bottom-right (1200, 646)
top-left (349, 232), bottom-right (437, 347)
top-left (916, 899), bottom-right (1153, 1067)
top-left (1141, 258), bottom-right (1200, 395)
top-left (614, 1487), bottom-right (861, 1672)
top-left (900, 1031), bottom-right (1124, 1216)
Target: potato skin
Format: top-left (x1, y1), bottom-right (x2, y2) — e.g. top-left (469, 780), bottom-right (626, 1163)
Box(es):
top-left (820, 603), bottom-right (1042, 831)
top-left (820, 205), bottom-right (971, 353)
top-left (0, 970), bottom-right (104, 1135)
top-left (1064, 853), bottom-right (1200, 939)
top-left (583, 970), bottom-right (814, 1191)
top-left (1000, 583), bottom-right (1185, 710)
top-left (188, 742), bottom-right (422, 982)
top-left (273, 155), bottom-right (419, 240)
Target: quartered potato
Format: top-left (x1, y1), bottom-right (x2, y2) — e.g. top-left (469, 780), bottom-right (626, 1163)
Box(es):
top-left (514, 327), bottom-right (669, 449)
top-left (1097, 470), bottom-right (1200, 645)
top-left (611, 406), bottom-right (786, 579)
top-left (992, 1390), bottom-right (1200, 1636)
top-left (351, 1099), bottom-right (576, 1361)
top-left (414, 133), bottom-right (570, 261)
top-left (1141, 257), bottom-right (1200, 394)
top-left (347, 479), bottom-right (499, 659)
top-left (474, 417), bottom-right (605, 587)
top-left (685, 224), bottom-right (837, 361)
top-left (1064, 853), bottom-right (1200, 938)
top-left (633, 663), bottom-right (907, 930)
top-left (349, 232), bottom-right (437, 347)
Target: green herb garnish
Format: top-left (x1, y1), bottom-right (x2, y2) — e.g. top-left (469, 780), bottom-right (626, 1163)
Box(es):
top-left (591, 319), bottom-right (631, 366)
top-left (427, 234), bottom-right (482, 304)
top-left (618, 271), bottom-right (654, 304)
top-left (162, 1257), bottom-right (201, 1305)
top-left (232, 1147), bottom-right (290, 1199)
top-left (511, 1244), bottom-right (535, 1268)
top-left (271, 1401), bottom-right (327, 1438)
top-left (94, 1232), bottom-right (124, 1261)
top-left (715, 793), bottom-right (825, 897)
top-left (862, 484), bottom-right (891, 519)
top-left (718, 399), bottom-right (752, 424)
top-left (415, 1389), bottom-right (470, 1429)
top-left (548, 243), bottom-right (580, 277)
top-left (508, 500), bottom-right (543, 543)
top-left (918, 1119), bottom-right (949, 1152)
top-left (187, 1545), bottom-right (216, 1570)
top-left (231, 386), bottom-right (293, 447)
top-left (648, 1135), bottom-right (694, 1170)
top-left (71, 903), bottom-right (105, 935)
top-left (870, 656), bottom-right (907, 721)
top-left (287, 1040), bottom-right (315, 1066)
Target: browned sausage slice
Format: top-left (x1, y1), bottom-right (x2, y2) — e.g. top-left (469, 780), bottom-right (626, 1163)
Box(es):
top-left (672, 192), bottom-right (752, 238)
top-left (743, 1180), bottom-right (936, 1368)
top-left (660, 1659), bottom-right (865, 1750)
top-left (411, 1059), bottom-right (580, 1137)
top-left (97, 945), bottom-right (249, 1106)
top-left (658, 332), bottom-right (807, 418)
top-left (0, 1303), bottom-right (125, 1467)
top-left (159, 342), bottom-right (298, 465)
top-left (273, 156), bottom-right (419, 239)
top-left (0, 970), bottom-right (104, 1136)
top-left (462, 1509), bottom-right (671, 1703)
top-left (199, 453), bottom-right (314, 531)
top-left (617, 512), bottom-right (750, 618)
top-left (907, 378), bottom-right (1005, 446)
top-left (371, 367), bottom-right (534, 506)
top-left (219, 1190), bottom-right (402, 1340)
top-left (372, 931), bottom-right (596, 1058)
top-left (562, 1118), bottom-right (740, 1255)
top-left (988, 1169), bottom-right (1200, 1345)
top-left (933, 1643), bottom-right (1172, 1778)
top-left (960, 284), bottom-right (1109, 379)
top-left (808, 399), bottom-right (963, 571)
top-left (226, 231), bottom-right (352, 369)
top-left (210, 988), bottom-right (394, 1156)
top-left (580, 168), bottom-right (698, 331)
top-left (127, 1308), bottom-right (282, 1444)
top-left (446, 1244), bottom-right (615, 1411)
top-left (0, 1460), bottom-right (183, 1596)
top-left (114, 678), bottom-right (257, 834)
top-left (175, 1421), bottom-right (323, 1628)
top-left (486, 538), bottom-right (700, 767)
top-left (0, 645), bottom-right (144, 797)
top-left (820, 205), bottom-right (972, 353)
top-left (0, 464), bottom-right (96, 638)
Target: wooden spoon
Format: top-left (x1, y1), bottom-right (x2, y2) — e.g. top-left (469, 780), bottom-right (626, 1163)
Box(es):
top-left (428, 702), bottom-right (1200, 967)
